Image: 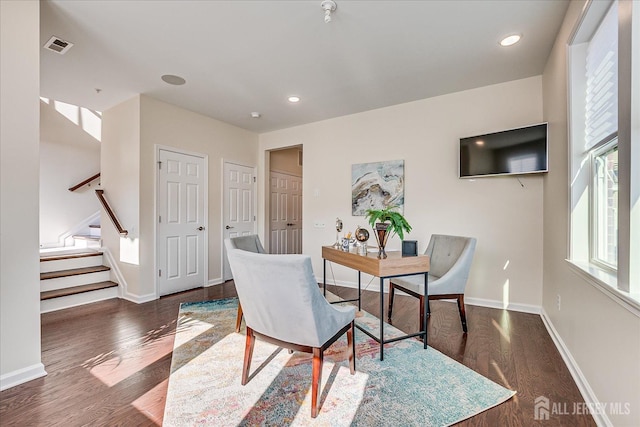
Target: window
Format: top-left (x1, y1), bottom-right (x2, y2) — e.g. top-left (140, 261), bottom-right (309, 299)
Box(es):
top-left (582, 1), bottom-right (619, 271)
top-left (568, 0), bottom-right (639, 304)
top-left (592, 140), bottom-right (618, 269)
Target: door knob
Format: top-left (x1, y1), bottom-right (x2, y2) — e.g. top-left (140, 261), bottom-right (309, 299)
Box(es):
top-left (197, 226), bottom-right (205, 231)
top-left (225, 225), bottom-right (234, 229)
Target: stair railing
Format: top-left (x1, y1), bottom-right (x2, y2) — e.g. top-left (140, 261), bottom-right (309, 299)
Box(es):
top-left (95, 189), bottom-right (128, 236)
top-left (68, 173), bottom-right (101, 192)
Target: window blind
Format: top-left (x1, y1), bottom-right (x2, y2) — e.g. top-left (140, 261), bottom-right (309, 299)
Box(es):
top-left (585, 1), bottom-right (618, 150)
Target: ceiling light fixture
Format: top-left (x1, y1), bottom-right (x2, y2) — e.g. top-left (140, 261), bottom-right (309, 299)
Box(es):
top-left (500, 34), bottom-right (522, 47)
top-left (251, 112), bottom-right (261, 118)
top-left (321, 0), bottom-right (337, 24)
top-left (161, 74), bottom-right (186, 85)
top-left (288, 96), bottom-right (300, 103)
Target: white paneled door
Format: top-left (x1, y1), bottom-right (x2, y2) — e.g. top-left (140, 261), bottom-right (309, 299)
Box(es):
top-left (270, 171), bottom-right (302, 254)
top-left (157, 149), bottom-right (206, 296)
top-left (222, 162), bottom-right (256, 281)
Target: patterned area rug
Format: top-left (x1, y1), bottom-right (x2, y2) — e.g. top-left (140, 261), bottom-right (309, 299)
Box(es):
top-left (164, 298), bottom-right (515, 426)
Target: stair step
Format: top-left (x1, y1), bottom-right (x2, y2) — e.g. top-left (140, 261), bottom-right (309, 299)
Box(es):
top-left (40, 281), bottom-right (118, 301)
top-left (40, 265), bottom-right (110, 281)
top-left (40, 251), bottom-right (102, 263)
top-left (72, 234), bottom-right (101, 241)
top-left (88, 224), bottom-right (101, 229)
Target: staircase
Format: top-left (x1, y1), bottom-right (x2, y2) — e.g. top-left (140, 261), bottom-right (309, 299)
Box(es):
top-left (40, 226), bottom-right (119, 313)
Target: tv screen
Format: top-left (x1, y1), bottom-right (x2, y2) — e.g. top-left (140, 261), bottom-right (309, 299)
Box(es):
top-left (459, 123), bottom-right (548, 178)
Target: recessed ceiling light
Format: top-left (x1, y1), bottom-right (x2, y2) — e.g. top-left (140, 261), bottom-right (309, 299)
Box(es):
top-left (288, 96), bottom-right (300, 103)
top-left (500, 34), bottom-right (521, 47)
top-left (161, 74), bottom-right (186, 85)
top-left (251, 112), bottom-right (261, 118)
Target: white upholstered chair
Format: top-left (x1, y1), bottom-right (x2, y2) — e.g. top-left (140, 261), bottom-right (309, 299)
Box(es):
top-left (227, 235), bottom-right (266, 332)
top-left (388, 234), bottom-right (477, 333)
top-left (225, 240), bottom-right (356, 418)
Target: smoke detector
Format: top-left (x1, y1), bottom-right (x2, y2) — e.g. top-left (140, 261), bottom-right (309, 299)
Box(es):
top-left (44, 36), bottom-right (74, 55)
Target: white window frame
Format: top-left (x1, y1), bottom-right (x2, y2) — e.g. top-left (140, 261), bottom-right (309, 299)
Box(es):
top-left (589, 136), bottom-right (618, 271)
top-left (567, 0), bottom-right (639, 311)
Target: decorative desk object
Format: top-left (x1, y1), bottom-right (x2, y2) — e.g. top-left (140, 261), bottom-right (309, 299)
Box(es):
top-left (341, 231), bottom-right (354, 251)
top-left (333, 217), bottom-right (343, 248)
top-left (364, 206), bottom-right (412, 258)
top-left (402, 240), bottom-right (418, 256)
top-left (355, 225), bottom-right (370, 255)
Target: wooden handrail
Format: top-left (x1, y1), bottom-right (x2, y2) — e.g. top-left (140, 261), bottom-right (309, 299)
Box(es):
top-left (95, 189), bottom-right (128, 236)
top-left (69, 173), bottom-right (101, 192)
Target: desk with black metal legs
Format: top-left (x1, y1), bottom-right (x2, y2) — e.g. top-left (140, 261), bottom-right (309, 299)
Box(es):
top-left (322, 246), bottom-right (430, 361)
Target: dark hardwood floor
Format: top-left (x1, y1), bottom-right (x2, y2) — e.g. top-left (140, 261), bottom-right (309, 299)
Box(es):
top-left (0, 282), bottom-right (595, 426)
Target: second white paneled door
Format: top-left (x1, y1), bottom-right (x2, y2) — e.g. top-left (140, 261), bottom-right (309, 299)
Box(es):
top-left (157, 149), bottom-right (206, 296)
top-left (270, 171), bottom-right (302, 254)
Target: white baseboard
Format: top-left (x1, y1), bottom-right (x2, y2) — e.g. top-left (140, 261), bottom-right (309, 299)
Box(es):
top-left (206, 277), bottom-right (224, 287)
top-left (121, 291), bottom-right (157, 304)
top-left (540, 308), bottom-right (610, 427)
top-left (465, 297), bottom-right (541, 314)
top-left (101, 247), bottom-right (127, 298)
top-left (317, 277), bottom-right (388, 293)
top-left (317, 276), bottom-right (542, 314)
top-left (101, 247), bottom-right (158, 303)
top-left (0, 363), bottom-right (47, 391)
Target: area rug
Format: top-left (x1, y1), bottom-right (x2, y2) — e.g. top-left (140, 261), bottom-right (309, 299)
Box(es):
top-left (164, 298), bottom-right (515, 426)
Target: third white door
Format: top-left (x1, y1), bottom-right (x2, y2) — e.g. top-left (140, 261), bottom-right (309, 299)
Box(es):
top-left (270, 171), bottom-right (302, 254)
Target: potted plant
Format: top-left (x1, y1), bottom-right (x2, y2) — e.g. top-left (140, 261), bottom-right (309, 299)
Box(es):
top-left (365, 205), bottom-right (412, 258)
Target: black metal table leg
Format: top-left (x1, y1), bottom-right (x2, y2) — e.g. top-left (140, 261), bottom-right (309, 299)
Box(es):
top-left (323, 259), bottom-right (326, 297)
top-left (379, 276), bottom-right (384, 360)
top-left (358, 271), bottom-right (362, 311)
top-left (423, 272), bottom-right (429, 349)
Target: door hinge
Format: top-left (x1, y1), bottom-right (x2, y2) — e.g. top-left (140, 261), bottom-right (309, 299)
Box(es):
top-left (158, 161), bottom-right (162, 170)
top-left (159, 269), bottom-right (162, 277)
top-left (254, 215), bottom-right (256, 221)
top-left (159, 215), bottom-right (162, 223)
top-left (253, 176), bottom-right (256, 183)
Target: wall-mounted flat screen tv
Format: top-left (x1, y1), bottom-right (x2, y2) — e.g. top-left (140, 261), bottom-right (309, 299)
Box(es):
top-left (459, 123), bottom-right (548, 178)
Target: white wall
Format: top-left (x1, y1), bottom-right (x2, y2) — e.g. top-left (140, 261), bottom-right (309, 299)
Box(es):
top-left (101, 95), bottom-right (258, 300)
top-left (542, 1), bottom-right (640, 425)
top-left (40, 100), bottom-right (101, 247)
top-left (0, 0), bottom-right (46, 390)
top-left (270, 146), bottom-right (302, 176)
top-left (139, 95), bottom-right (258, 289)
top-left (101, 96), bottom-right (142, 298)
top-left (260, 76), bottom-right (544, 309)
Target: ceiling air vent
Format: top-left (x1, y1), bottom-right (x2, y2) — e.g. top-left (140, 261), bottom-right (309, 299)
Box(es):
top-left (44, 36), bottom-right (73, 55)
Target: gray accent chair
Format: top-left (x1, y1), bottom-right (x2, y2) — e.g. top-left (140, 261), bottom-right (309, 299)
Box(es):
top-left (225, 240), bottom-right (356, 418)
top-left (227, 235), bottom-right (266, 332)
top-left (388, 234), bottom-right (477, 333)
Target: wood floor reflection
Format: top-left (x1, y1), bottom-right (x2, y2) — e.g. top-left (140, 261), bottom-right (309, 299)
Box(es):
top-left (0, 282), bottom-right (595, 426)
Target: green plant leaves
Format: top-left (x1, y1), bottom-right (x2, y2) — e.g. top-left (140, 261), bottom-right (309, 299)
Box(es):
top-left (364, 206), bottom-right (412, 240)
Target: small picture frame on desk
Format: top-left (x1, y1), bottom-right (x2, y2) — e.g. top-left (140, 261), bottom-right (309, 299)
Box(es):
top-left (402, 240), bottom-right (417, 256)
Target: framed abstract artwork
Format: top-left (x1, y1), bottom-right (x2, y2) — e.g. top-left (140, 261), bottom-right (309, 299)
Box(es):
top-left (351, 159), bottom-right (404, 215)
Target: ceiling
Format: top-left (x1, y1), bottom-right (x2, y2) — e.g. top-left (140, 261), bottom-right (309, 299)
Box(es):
top-left (40, 0), bottom-right (569, 134)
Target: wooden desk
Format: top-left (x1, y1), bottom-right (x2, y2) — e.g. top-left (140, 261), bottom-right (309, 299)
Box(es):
top-left (322, 245), bottom-right (430, 360)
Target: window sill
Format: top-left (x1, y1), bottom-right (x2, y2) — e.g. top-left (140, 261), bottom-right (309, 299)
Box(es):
top-left (565, 260), bottom-right (640, 317)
